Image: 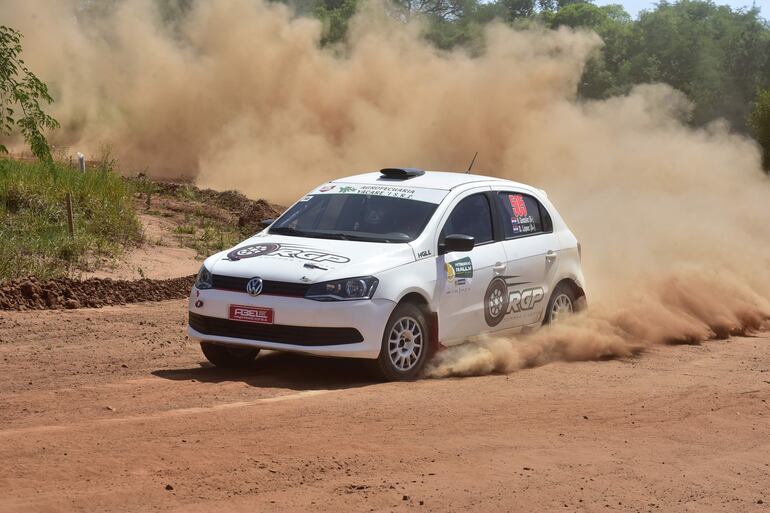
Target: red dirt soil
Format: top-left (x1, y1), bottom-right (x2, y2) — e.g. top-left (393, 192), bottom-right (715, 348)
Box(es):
top-left (0, 275), bottom-right (194, 310)
top-left (1, 300), bottom-right (768, 512)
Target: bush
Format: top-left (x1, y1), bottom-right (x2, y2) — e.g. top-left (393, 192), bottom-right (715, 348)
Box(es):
top-left (0, 159), bottom-right (142, 280)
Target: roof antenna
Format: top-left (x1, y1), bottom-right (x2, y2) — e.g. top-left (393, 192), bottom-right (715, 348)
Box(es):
top-left (466, 152), bottom-right (478, 174)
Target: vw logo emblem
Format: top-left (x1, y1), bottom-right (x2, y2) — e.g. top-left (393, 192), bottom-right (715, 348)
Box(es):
top-left (246, 277), bottom-right (264, 297)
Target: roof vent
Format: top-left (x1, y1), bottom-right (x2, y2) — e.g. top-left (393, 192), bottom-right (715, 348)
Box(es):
top-left (379, 168), bottom-right (425, 180)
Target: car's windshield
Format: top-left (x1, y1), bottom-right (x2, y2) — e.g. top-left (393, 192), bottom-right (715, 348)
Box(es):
top-left (270, 193), bottom-right (439, 243)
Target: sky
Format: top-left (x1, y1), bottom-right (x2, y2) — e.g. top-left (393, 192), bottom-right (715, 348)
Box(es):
top-left (593, 0), bottom-right (770, 17)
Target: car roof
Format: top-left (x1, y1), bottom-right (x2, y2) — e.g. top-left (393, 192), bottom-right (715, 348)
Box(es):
top-left (330, 170), bottom-right (537, 192)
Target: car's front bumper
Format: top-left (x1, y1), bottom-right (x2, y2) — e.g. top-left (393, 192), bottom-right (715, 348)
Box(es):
top-left (187, 286), bottom-right (395, 358)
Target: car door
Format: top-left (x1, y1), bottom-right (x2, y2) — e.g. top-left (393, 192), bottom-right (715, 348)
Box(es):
top-left (437, 191), bottom-right (508, 343)
top-left (491, 190), bottom-right (559, 327)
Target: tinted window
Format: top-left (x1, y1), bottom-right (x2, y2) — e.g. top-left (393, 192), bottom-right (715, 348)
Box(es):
top-left (441, 193), bottom-right (494, 244)
top-left (496, 192), bottom-right (549, 238)
top-left (270, 194), bottom-right (438, 243)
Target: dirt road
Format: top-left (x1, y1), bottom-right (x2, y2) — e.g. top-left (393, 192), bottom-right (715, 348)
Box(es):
top-left (1, 301), bottom-right (768, 512)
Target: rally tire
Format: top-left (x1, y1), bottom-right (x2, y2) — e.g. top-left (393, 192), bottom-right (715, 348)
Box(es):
top-left (367, 302), bottom-right (430, 381)
top-left (200, 342), bottom-right (260, 368)
top-left (543, 283), bottom-right (576, 325)
top-left (484, 277), bottom-right (509, 327)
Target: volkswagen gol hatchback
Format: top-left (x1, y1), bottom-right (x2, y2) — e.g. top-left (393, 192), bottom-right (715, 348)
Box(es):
top-left (189, 168), bottom-right (586, 380)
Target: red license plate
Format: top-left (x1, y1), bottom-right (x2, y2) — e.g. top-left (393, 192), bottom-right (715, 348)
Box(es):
top-left (229, 305), bottom-right (274, 324)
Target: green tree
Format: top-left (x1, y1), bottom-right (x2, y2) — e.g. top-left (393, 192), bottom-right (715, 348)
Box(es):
top-left (550, 3), bottom-right (633, 98)
top-left (626, 1), bottom-right (770, 129)
top-left (749, 87), bottom-right (770, 172)
top-left (501, 0), bottom-right (537, 20)
top-left (314, 0), bottom-right (360, 45)
top-left (0, 25), bottom-right (59, 163)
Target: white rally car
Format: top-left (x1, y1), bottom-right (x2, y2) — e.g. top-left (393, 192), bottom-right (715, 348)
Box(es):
top-left (189, 168), bottom-right (586, 380)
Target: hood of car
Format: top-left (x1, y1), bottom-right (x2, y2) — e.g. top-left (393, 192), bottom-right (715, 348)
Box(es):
top-left (206, 234), bottom-right (416, 283)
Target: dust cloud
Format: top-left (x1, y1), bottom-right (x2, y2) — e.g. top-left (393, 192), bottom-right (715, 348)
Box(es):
top-left (3, 0), bottom-right (769, 375)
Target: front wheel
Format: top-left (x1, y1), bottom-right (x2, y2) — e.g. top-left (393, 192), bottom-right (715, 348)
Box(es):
top-left (367, 302), bottom-right (430, 381)
top-left (200, 342), bottom-right (259, 368)
top-left (543, 283), bottom-right (576, 324)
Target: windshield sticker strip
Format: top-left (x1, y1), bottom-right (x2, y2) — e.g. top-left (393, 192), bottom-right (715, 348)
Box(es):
top-left (309, 183), bottom-right (448, 204)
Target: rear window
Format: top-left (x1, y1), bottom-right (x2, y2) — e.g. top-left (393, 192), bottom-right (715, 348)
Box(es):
top-left (495, 192), bottom-right (552, 238)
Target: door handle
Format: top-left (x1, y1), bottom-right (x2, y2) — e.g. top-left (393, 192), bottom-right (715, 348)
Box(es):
top-left (493, 262), bottom-right (507, 274)
top-left (545, 250), bottom-right (557, 262)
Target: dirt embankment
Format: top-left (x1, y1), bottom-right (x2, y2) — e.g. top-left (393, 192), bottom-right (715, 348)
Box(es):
top-left (0, 179), bottom-right (284, 310)
top-left (0, 275), bottom-right (195, 311)
top-left (146, 181), bottom-right (284, 235)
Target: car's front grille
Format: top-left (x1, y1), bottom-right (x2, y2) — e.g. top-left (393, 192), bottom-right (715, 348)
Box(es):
top-left (189, 312), bottom-right (363, 346)
top-left (211, 274), bottom-right (310, 297)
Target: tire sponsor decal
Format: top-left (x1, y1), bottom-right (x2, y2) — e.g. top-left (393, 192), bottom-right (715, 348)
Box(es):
top-left (484, 276), bottom-right (545, 326)
top-left (227, 243), bottom-right (350, 263)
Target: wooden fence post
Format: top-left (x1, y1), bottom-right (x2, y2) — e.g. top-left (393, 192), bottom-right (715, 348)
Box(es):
top-left (65, 192), bottom-right (75, 237)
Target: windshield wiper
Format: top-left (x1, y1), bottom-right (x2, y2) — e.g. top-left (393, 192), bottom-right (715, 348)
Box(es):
top-left (321, 232), bottom-right (400, 243)
top-left (314, 231), bottom-right (352, 241)
top-left (270, 226), bottom-right (349, 240)
top-left (269, 226), bottom-right (310, 237)
top-left (271, 226), bottom-right (404, 243)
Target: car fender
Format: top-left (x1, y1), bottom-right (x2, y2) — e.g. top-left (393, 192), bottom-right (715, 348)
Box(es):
top-left (374, 258), bottom-right (438, 311)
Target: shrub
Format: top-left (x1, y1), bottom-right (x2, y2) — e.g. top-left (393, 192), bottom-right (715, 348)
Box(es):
top-left (0, 158), bottom-right (142, 280)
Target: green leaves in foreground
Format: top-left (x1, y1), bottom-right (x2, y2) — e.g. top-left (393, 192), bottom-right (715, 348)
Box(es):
top-left (0, 25), bottom-right (59, 163)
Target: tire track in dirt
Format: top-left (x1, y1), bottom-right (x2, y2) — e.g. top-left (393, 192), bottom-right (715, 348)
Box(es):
top-left (0, 389), bottom-right (333, 438)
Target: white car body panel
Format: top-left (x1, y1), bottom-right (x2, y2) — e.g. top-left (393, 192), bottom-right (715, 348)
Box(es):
top-left (188, 171), bottom-right (586, 359)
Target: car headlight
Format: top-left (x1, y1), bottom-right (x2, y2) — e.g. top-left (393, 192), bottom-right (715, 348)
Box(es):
top-left (305, 276), bottom-right (379, 301)
top-left (195, 265), bottom-right (213, 290)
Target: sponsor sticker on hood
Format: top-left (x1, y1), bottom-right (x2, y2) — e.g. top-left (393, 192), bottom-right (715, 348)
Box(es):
top-left (227, 242), bottom-right (350, 264)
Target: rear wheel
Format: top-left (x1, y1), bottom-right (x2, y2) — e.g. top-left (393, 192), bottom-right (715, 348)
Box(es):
top-left (200, 342), bottom-right (259, 368)
top-left (543, 283), bottom-right (576, 324)
top-left (367, 302), bottom-right (429, 381)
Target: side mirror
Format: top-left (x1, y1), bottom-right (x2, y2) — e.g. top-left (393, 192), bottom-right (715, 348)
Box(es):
top-left (439, 234), bottom-right (475, 255)
top-left (261, 219), bottom-right (275, 229)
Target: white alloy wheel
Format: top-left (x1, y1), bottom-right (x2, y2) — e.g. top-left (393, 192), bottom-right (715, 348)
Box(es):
top-left (549, 293), bottom-right (573, 322)
top-left (387, 316), bottom-right (424, 372)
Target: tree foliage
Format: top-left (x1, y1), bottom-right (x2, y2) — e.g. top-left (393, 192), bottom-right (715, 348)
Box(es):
top-left (0, 26), bottom-right (59, 163)
top-left (749, 87), bottom-right (770, 171)
top-left (624, 1), bottom-right (770, 129)
top-left (299, 0), bottom-right (770, 146)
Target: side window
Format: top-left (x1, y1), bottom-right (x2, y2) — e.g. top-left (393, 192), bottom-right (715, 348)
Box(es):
top-left (440, 193), bottom-right (494, 245)
top-left (495, 192), bottom-right (550, 238)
